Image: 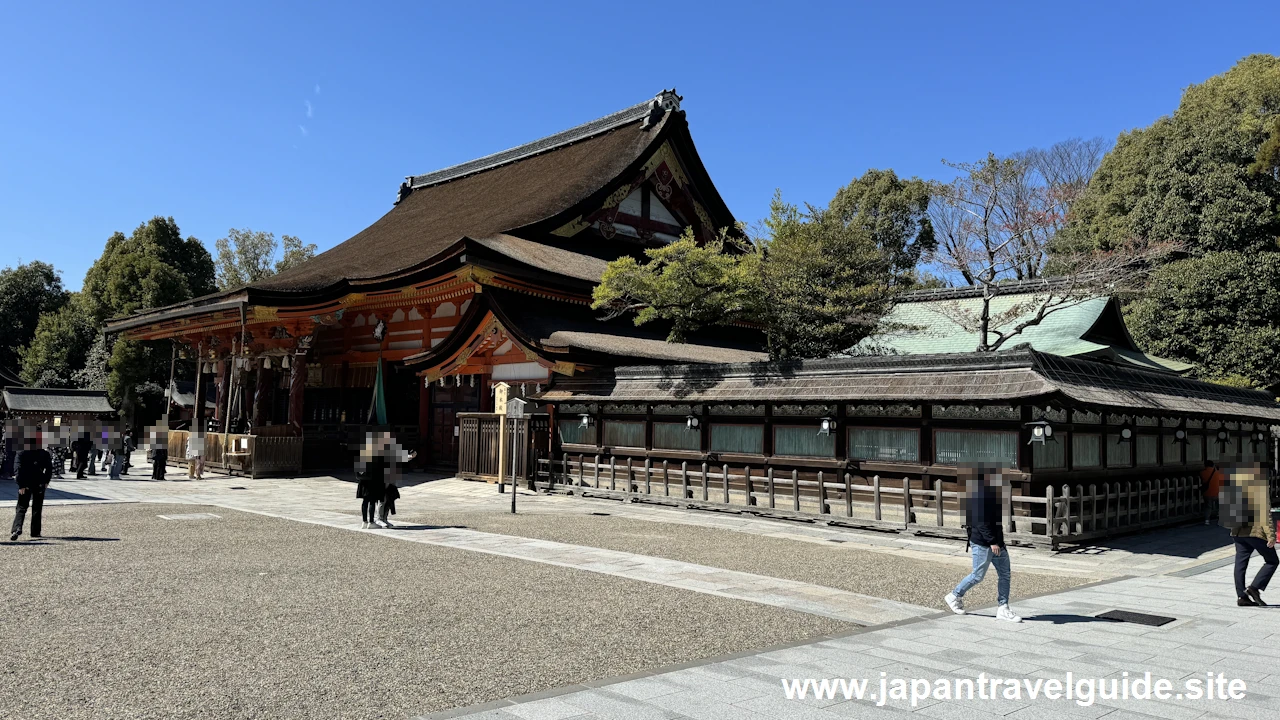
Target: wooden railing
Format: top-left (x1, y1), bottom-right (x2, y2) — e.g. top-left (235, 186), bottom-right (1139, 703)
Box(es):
top-left (536, 455), bottom-right (1205, 549)
top-left (166, 430), bottom-right (303, 478)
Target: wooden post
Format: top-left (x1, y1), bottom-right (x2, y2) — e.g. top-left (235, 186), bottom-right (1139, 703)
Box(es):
top-left (593, 454), bottom-right (601, 488)
top-left (744, 465), bottom-right (753, 506)
top-left (767, 467), bottom-right (776, 509)
top-left (902, 476), bottom-right (912, 527)
top-left (287, 351), bottom-right (307, 436)
top-left (701, 462), bottom-right (708, 501)
top-left (818, 471), bottom-right (827, 514)
top-left (662, 460), bottom-right (670, 497)
top-left (609, 456), bottom-right (616, 491)
top-left (873, 475), bottom-right (882, 521)
top-left (1089, 483), bottom-right (1098, 533)
top-left (643, 458), bottom-right (651, 495)
top-left (1004, 481), bottom-right (1015, 535)
top-left (578, 454), bottom-right (584, 487)
top-left (792, 469), bottom-right (800, 512)
top-left (193, 341), bottom-right (205, 431)
top-left (1060, 485), bottom-right (1072, 538)
top-left (164, 341), bottom-right (177, 424)
top-left (845, 472), bottom-right (853, 517)
top-left (722, 464), bottom-right (730, 504)
top-left (681, 461), bottom-right (689, 499)
top-left (935, 478), bottom-right (944, 527)
top-left (1075, 484), bottom-right (1085, 534)
top-left (626, 457), bottom-right (634, 492)
top-left (1046, 485), bottom-right (1056, 542)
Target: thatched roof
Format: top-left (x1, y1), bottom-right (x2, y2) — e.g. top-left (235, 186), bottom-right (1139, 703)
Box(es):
top-left (539, 350), bottom-right (1280, 421)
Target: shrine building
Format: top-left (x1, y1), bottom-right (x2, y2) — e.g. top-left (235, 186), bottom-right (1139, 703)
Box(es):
top-left (106, 91), bottom-right (766, 469)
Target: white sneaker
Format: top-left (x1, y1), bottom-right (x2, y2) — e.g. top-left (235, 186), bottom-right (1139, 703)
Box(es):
top-left (382, 520), bottom-right (394, 528)
top-left (944, 593), bottom-right (965, 615)
top-left (361, 522), bottom-right (370, 529)
top-left (996, 605), bottom-right (1022, 623)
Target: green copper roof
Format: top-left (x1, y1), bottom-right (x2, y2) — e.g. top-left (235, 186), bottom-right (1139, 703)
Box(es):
top-left (860, 291), bottom-right (1193, 374)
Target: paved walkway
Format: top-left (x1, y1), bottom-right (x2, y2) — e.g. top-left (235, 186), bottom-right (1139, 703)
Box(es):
top-left (427, 564), bottom-right (1280, 719)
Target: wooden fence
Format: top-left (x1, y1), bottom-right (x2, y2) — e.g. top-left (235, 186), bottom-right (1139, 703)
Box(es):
top-left (166, 430), bottom-right (303, 478)
top-left (456, 413), bottom-right (549, 483)
top-left (535, 455), bottom-right (1206, 549)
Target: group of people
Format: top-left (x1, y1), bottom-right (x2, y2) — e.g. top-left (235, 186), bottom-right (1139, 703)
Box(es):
top-left (941, 459), bottom-right (1277, 620)
top-left (355, 431), bottom-right (415, 529)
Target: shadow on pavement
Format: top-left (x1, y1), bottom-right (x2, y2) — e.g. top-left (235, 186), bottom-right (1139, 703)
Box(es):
top-left (1025, 614), bottom-right (1121, 624)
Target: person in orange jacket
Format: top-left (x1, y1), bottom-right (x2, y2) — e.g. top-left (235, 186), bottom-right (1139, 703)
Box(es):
top-left (1201, 460), bottom-right (1225, 525)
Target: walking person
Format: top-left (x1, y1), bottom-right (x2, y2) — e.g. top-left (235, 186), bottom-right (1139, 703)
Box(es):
top-left (186, 430), bottom-right (205, 480)
top-left (1223, 463), bottom-right (1278, 606)
top-left (1202, 459), bottom-right (1225, 525)
top-left (10, 433), bottom-right (53, 541)
top-left (944, 465), bottom-right (1023, 622)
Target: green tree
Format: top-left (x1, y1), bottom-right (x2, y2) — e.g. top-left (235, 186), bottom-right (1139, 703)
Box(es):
top-left (1126, 252), bottom-right (1280, 387)
top-left (82, 216), bottom-right (215, 325)
top-left (592, 169), bottom-right (934, 359)
top-left (0, 261), bottom-right (69, 377)
top-left (592, 231), bottom-right (762, 344)
top-left (19, 294), bottom-right (96, 388)
top-left (1064, 54), bottom-right (1280, 256)
top-left (760, 170), bottom-right (933, 358)
top-left (79, 217), bottom-right (215, 415)
top-left (215, 228), bottom-right (317, 290)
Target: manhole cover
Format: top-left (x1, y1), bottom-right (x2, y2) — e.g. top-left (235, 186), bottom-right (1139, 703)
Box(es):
top-left (157, 513), bottom-right (222, 521)
top-left (1096, 610), bottom-right (1175, 627)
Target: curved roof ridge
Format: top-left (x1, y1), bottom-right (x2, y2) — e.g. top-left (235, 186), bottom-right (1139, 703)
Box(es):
top-left (406, 90), bottom-right (681, 191)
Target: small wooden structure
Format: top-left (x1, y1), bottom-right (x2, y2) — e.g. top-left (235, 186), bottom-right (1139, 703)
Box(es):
top-left (163, 426), bottom-right (303, 479)
top-left (455, 412), bottom-right (549, 483)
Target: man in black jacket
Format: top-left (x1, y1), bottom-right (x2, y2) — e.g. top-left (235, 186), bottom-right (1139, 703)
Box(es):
top-left (10, 434), bottom-right (53, 541)
top-left (943, 465), bottom-right (1022, 622)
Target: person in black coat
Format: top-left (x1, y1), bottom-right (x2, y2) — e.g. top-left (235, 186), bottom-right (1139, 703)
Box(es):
top-left (71, 432), bottom-right (92, 479)
top-left (943, 464), bottom-right (1023, 623)
top-left (356, 455), bottom-right (387, 529)
top-left (10, 435), bottom-right (53, 541)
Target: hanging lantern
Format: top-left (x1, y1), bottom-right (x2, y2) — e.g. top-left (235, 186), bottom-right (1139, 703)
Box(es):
top-left (1116, 421), bottom-right (1133, 443)
top-left (1025, 420), bottom-right (1055, 445)
top-left (686, 414), bottom-right (700, 430)
top-left (818, 417), bottom-right (834, 436)
top-left (1174, 428), bottom-right (1188, 444)
top-left (579, 414), bottom-right (595, 428)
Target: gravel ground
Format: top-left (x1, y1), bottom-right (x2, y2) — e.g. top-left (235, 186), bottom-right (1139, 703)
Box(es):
top-left (0, 503), bottom-right (849, 720)
top-left (398, 507), bottom-right (1094, 610)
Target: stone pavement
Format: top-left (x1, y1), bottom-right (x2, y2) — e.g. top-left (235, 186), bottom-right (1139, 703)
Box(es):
top-left (427, 563), bottom-right (1280, 720)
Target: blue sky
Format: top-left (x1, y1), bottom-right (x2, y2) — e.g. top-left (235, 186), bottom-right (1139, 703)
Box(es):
top-left (2, 1), bottom-right (1277, 290)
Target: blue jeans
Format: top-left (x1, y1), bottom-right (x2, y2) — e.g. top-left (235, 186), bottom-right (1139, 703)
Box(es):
top-left (953, 544), bottom-right (1011, 606)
